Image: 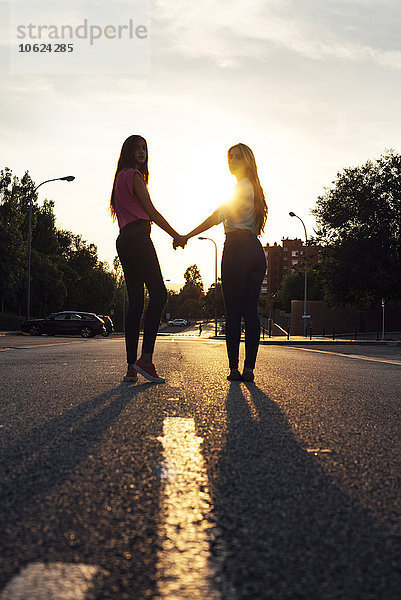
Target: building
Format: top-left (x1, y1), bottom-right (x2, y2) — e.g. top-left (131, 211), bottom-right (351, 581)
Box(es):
top-left (261, 242), bottom-right (282, 295)
top-left (262, 238), bottom-right (319, 297)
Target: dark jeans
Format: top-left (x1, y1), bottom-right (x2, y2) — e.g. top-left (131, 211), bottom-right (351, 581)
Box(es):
top-left (221, 232), bottom-right (267, 370)
top-left (116, 220), bottom-right (167, 365)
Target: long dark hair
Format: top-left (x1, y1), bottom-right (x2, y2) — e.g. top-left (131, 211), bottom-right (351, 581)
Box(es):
top-left (228, 143), bottom-right (268, 236)
top-left (110, 135), bottom-right (149, 221)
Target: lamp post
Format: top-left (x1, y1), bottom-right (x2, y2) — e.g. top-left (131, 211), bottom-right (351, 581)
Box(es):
top-left (198, 237), bottom-right (218, 337)
top-left (27, 176), bottom-right (75, 319)
top-left (289, 211), bottom-right (308, 336)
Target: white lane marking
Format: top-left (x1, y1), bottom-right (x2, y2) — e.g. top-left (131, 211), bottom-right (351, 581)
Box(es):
top-left (0, 562), bottom-right (100, 600)
top-left (159, 337), bottom-right (222, 343)
top-left (156, 417), bottom-right (221, 599)
top-left (290, 346), bottom-right (401, 366)
top-left (0, 340), bottom-right (96, 352)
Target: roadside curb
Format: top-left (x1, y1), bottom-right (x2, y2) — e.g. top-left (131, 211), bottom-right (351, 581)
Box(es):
top-left (208, 336), bottom-right (401, 346)
top-left (259, 340), bottom-right (401, 346)
top-left (0, 331), bottom-right (22, 336)
top-left (2, 331), bottom-right (400, 346)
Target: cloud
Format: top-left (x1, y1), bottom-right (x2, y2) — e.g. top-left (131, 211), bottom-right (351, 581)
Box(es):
top-left (153, 0), bottom-right (401, 69)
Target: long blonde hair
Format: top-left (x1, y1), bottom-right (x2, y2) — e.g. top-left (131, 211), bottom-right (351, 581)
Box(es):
top-left (228, 143), bottom-right (268, 236)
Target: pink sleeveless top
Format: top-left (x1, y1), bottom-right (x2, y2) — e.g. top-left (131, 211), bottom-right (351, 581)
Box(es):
top-left (114, 168), bottom-right (150, 230)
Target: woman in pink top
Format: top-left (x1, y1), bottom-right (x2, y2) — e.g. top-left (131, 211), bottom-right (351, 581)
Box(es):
top-left (110, 135), bottom-right (186, 383)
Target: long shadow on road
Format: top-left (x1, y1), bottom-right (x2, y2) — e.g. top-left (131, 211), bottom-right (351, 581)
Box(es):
top-left (0, 382), bottom-right (150, 518)
top-left (0, 381), bottom-right (164, 599)
top-left (214, 382), bottom-right (400, 600)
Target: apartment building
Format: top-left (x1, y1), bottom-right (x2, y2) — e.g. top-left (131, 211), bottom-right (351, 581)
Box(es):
top-left (262, 238), bottom-right (319, 296)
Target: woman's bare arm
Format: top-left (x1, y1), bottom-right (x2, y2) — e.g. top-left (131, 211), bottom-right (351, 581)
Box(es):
top-left (133, 172), bottom-right (185, 243)
top-left (185, 210), bottom-right (220, 240)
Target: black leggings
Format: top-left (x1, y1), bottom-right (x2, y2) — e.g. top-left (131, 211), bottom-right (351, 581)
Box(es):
top-left (221, 233), bottom-right (267, 370)
top-left (116, 220), bottom-right (167, 365)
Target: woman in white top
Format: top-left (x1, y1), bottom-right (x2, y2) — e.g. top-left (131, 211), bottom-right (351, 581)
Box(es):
top-left (179, 143), bottom-right (268, 381)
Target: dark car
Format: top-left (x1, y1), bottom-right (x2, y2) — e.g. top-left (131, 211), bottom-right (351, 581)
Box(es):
top-left (21, 311), bottom-right (106, 338)
top-left (98, 315), bottom-right (114, 336)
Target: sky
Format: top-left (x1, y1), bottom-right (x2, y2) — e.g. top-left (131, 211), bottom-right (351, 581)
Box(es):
top-left (1, 0), bottom-right (401, 288)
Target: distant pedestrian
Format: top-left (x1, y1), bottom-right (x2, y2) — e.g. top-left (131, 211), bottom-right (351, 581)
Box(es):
top-left (198, 322), bottom-right (203, 336)
top-left (176, 143), bottom-right (268, 382)
top-left (110, 135), bottom-right (186, 383)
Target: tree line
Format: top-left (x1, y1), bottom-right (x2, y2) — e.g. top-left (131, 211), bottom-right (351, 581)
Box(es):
top-left (0, 168), bottom-right (117, 328)
top-left (162, 264), bottom-right (225, 322)
top-left (274, 150), bottom-right (401, 312)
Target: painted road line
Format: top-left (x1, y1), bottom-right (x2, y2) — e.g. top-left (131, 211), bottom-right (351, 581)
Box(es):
top-left (0, 562), bottom-right (100, 600)
top-left (161, 337), bottom-right (223, 343)
top-left (0, 340), bottom-right (97, 352)
top-left (291, 347), bottom-right (401, 366)
top-left (156, 417), bottom-right (221, 599)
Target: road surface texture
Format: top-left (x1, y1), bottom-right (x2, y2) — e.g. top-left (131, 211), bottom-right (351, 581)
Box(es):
top-left (0, 334), bottom-right (400, 599)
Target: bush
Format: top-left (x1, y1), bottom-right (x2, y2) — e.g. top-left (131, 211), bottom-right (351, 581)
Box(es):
top-left (0, 312), bottom-right (26, 331)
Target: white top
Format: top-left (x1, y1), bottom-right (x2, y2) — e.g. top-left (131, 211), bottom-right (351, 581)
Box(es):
top-left (217, 178), bottom-right (257, 235)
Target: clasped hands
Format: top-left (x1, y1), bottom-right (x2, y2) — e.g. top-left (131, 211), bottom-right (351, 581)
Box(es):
top-left (172, 234), bottom-right (189, 250)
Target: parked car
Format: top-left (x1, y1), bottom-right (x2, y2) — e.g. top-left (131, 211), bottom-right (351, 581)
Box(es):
top-left (21, 311), bottom-right (106, 338)
top-left (98, 315), bottom-right (114, 336)
top-left (167, 318), bottom-right (188, 326)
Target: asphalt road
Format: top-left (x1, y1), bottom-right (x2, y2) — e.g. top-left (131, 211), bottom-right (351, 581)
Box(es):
top-left (0, 334), bottom-right (400, 599)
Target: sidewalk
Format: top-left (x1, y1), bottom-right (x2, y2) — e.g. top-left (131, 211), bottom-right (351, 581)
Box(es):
top-left (260, 336), bottom-right (401, 346)
top-left (209, 334), bottom-right (401, 346)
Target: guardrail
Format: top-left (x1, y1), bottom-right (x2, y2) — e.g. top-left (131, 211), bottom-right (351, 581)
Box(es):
top-left (261, 321), bottom-right (290, 340)
top-left (263, 324), bottom-right (401, 342)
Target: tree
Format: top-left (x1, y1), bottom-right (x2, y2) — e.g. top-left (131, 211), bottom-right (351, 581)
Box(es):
top-left (30, 249), bottom-right (66, 315)
top-left (312, 150), bottom-right (401, 309)
top-left (275, 268), bottom-right (325, 313)
top-left (110, 256), bottom-right (127, 332)
top-left (0, 168), bottom-right (31, 313)
top-left (184, 264), bottom-right (204, 291)
top-left (64, 235), bottom-right (112, 312)
top-left (162, 265), bottom-right (205, 321)
top-left (179, 298), bottom-right (203, 320)
top-left (0, 167), bottom-right (120, 320)
top-left (163, 290), bottom-right (180, 321)
top-left (178, 265), bottom-right (205, 319)
top-left (203, 278), bottom-right (225, 319)
top-left (30, 199), bottom-right (70, 315)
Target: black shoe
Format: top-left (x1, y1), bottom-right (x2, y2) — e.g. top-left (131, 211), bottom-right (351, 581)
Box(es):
top-left (227, 369), bottom-right (242, 381)
top-left (242, 369), bottom-right (254, 382)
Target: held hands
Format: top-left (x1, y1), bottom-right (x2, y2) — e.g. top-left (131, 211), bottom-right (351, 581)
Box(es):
top-left (173, 234), bottom-right (189, 250)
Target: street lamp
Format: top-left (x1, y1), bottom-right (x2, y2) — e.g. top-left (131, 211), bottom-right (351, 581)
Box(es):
top-left (198, 237), bottom-right (218, 337)
top-left (27, 176), bottom-right (75, 319)
top-left (289, 211), bottom-right (308, 336)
